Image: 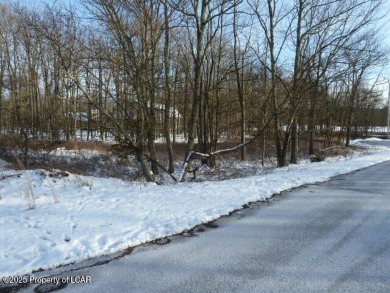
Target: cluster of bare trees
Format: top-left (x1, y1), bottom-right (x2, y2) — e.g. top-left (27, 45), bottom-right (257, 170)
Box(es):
top-left (0, 0), bottom-right (387, 182)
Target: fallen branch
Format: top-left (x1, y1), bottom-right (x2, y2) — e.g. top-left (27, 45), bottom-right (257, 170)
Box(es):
top-left (179, 117), bottom-right (274, 182)
top-left (0, 174), bottom-right (22, 180)
top-left (320, 145), bottom-right (345, 152)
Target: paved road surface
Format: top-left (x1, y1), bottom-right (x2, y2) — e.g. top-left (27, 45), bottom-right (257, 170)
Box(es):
top-left (18, 159), bottom-right (390, 293)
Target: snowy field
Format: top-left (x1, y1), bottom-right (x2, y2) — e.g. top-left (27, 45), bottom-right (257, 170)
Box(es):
top-left (1, 138), bottom-right (390, 278)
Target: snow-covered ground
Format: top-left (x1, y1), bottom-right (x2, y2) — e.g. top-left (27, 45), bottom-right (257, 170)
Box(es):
top-left (1, 138), bottom-right (390, 278)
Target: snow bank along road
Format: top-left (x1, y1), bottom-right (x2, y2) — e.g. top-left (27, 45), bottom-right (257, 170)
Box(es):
top-left (18, 159), bottom-right (390, 293)
top-left (2, 138), bottom-right (390, 281)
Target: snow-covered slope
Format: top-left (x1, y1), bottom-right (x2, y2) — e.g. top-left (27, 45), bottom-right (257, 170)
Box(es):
top-left (1, 139), bottom-right (390, 277)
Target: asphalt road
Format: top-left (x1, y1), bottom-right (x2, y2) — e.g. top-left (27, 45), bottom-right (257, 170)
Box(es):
top-left (17, 159), bottom-right (390, 293)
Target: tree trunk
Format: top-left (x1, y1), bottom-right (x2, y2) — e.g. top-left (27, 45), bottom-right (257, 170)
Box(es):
top-left (163, 0), bottom-right (174, 173)
top-left (233, 3), bottom-right (246, 161)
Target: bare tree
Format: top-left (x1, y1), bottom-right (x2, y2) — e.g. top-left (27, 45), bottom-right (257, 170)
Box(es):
top-left (342, 33), bottom-right (387, 146)
top-left (170, 0), bottom-right (241, 179)
top-left (162, 0), bottom-right (175, 173)
top-left (232, 0), bottom-right (251, 160)
top-left (250, 0), bottom-right (292, 167)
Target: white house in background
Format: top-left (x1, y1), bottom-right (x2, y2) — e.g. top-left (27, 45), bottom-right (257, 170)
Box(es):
top-left (69, 103), bottom-right (183, 141)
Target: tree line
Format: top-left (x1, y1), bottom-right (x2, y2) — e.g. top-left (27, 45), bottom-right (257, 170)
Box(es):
top-left (0, 0), bottom-right (388, 182)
